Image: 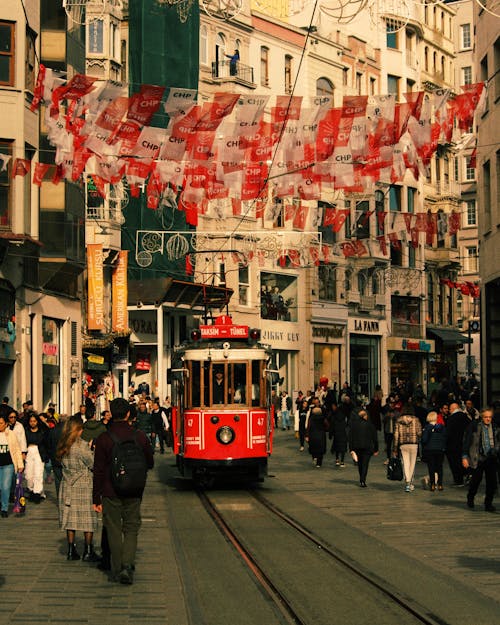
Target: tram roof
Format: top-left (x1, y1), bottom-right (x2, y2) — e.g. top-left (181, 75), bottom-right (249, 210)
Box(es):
top-left (128, 278), bottom-right (233, 310)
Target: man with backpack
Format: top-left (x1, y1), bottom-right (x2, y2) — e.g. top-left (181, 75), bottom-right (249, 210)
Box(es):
top-left (92, 397), bottom-right (154, 585)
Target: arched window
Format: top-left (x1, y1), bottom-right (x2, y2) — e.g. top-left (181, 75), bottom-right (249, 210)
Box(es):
top-left (316, 77), bottom-right (334, 100)
top-left (424, 46), bottom-right (429, 72)
top-left (216, 32), bottom-right (226, 57)
top-left (200, 25), bottom-right (208, 66)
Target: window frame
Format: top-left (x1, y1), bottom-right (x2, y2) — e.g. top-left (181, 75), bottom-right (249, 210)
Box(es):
top-left (260, 46), bottom-right (269, 87)
top-left (461, 23), bottom-right (471, 49)
top-left (465, 199), bottom-right (477, 227)
top-left (0, 21), bottom-right (15, 87)
top-left (0, 139), bottom-right (13, 229)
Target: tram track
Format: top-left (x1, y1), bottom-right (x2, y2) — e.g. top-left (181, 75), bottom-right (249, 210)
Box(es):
top-left (197, 488), bottom-right (452, 625)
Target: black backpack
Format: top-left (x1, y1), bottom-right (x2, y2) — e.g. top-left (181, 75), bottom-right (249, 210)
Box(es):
top-left (109, 430), bottom-right (148, 496)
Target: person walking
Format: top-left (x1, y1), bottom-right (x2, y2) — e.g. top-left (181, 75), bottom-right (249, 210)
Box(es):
top-left (307, 398), bottom-right (327, 468)
top-left (393, 404), bottom-right (422, 492)
top-left (348, 409), bottom-right (379, 487)
top-left (328, 401), bottom-right (348, 467)
top-left (56, 416), bottom-right (100, 562)
top-left (24, 413), bottom-right (48, 503)
top-left (297, 399), bottom-right (309, 452)
top-left (462, 408), bottom-right (500, 512)
top-left (0, 414), bottom-right (24, 517)
top-left (151, 399), bottom-right (169, 454)
top-left (446, 402), bottom-right (471, 487)
top-left (93, 398), bottom-right (154, 585)
top-left (421, 411), bottom-right (447, 491)
top-left (280, 391), bottom-right (292, 430)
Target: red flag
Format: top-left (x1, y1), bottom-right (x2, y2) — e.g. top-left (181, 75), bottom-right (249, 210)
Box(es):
top-left (377, 235), bottom-right (388, 255)
top-left (323, 206), bottom-right (336, 227)
top-left (377, 210), bottom-right (387, 233)
top-left (353, 240), bottom-right (368, 256)
top-left (448, 210), bottom-right (461, 235)
top-left (11, 158), bottom-right (31, 178)
top-left (340, 241), bottom-right (357, 257)
top-left (388, 232), bottom-right (401, 250)
top-left (333, 209), bottom-right (349, 233)
top-left (185, 255), bottom-right (194, 275)
top-left (30, 64), bottom-right (46, 112)
top-left (127, 84), bottom-right (165, 126)
top-left (32, 162), bottom-right (51, 186)
top-left (293, 203), bottom-right (308, 230)
top-left (288, 249), bottom-right (301, 266)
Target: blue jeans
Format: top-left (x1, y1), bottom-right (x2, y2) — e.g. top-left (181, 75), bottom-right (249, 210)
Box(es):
top-left (281, 410), bottom-right (290, 429)
top-left (0, 463), bottom-right (15, 512)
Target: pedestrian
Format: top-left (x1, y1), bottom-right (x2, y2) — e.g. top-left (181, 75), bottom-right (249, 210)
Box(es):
top-left (81, 411), bottom-right (107, 444)
top-left (367, 384), bottom-right (383, 431)
top-left (0, 414), bottom-right (24, 517)
top-left (92, 397), bottom-right (154, 585)
top-left (297, 399), bottom-right (309, 451)
top-left (56, 416), bottom-right (101, 562)
top-left (7, 410), bottom-right (27, 460)
top-left (446, 402), bottom-right (471, 486)
top-left (348, 409), bottom-right (379, 487)
top-left (136, 400), bottom-right (154, 448)
top-left (393, 404), bottom-right (422, 492)
top-left (46, 414), bottom-right (68, 497)
top-left (280, 391), bottom-right (292, 430)
top-left (382, 397), bottom-right (398, 464)
top-left (421, 411), bottom-right (447, 491)
top-left (462, 407), bottom-right (500, 512)
top-left (24, 413), bottom-right (48, 503)
top-left (307, 398), bottom-right (327, 467)
top-left (151, 399), bottom-right (169, 454)
top-left (328, 401), bottom-right (348, 467)
top-left (271, 390), bottom-right (280, 429)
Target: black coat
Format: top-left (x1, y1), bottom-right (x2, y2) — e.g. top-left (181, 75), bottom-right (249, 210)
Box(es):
top-left (421, 423), bottom-right (447, 453)
top-left (349, 416), bottom-right (378, 454)
top-left (446, 410), bottom-right (471, 451)
top-left (328, 409), bottom-right (348, 453)
top-left (307, 407), bottom-right (327, 457)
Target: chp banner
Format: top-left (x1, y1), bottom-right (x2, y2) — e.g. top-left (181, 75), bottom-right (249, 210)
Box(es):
top-left (87, 244), bottom-right (105, 331)
top-left (112, 250), bottom-right (129, 332)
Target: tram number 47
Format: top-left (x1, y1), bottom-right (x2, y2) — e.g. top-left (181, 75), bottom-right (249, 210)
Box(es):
top-left (187, 419), bottom-right (193, 427)
top-left (257, 418), bottom-right (264, 426)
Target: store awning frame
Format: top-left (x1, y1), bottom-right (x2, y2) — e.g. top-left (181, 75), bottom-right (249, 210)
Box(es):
top-left (128, 278), bottom-right (233, 311)
top-left (427, 328), bottom-right (472, 345)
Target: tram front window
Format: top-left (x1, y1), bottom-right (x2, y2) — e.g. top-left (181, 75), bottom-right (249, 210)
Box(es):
top-left (213, 366), bottom-right (225, 404)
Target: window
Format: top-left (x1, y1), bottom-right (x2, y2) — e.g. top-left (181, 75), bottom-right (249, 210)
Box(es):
top-left (260, 272), bottom-right (297, 322)
top-left (356, 72), bottom-right (363, 95)
top-left (462, 66), bottom-right (472, 86)
top-left (342, 67), bottom-right (348, 86)
top-left (0, 22), bottom-right (14, 86)
top-left (454, 157), bottom-right (459, 182)
top-left (465, 156), bottom-right (475, 180)
top-left (387, 24), bottom-right (397, 49)
top-left (407, 187), bottom-right (416, 213)
top-left (408, 243), bottom-right (416, 268)
top-left (424, 47), bottom-right (429, 72)
top-left (483, 160), bottom-right (491, 231)
top-left (387, 74), bottom-right (399, 100)
top-left (375, 190), bottom-right (385, 236)
top-left (0, 140), bottom-right (12, 228)
top-left (370, 77), bottom-right (376, 95)
top-left (355, 200), bottom-right (370, 239)
top-left (284, 55), bottom-right (292, 94)
top-left (318, 264), bottom-right (337, 301)
top-left (465, 246), bottom-right (478, 273)
top-left (238, 263), bottom-right (249, 306)
top-left (461, 23), bottom-right (471, 49)
top-left (260, 46), bottom-right (269, 87)
top-left (318, 201), bottom-right (337, 245)
top-left (25, 28), bottom-right (36, 92)
top-left (316, 77), bottom-right (334, 98)
top-left (200, 25), bottom-right (208, 65)
top-left (389, 185), bottom-right (401, 211)
top-left (466, 200), bottom-right (476, 226)
top-left (427, 274), bottom-right (434, 323)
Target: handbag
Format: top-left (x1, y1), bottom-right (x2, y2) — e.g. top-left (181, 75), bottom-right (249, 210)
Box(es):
top-left (12, 471), bottom-right (26, 515)
top-left (387, 457), bottom-right (403, 481)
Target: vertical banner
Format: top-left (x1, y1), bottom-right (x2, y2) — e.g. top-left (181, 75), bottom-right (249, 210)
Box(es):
top-left (87, 244), bottom-right (104, 331)
top-left (112, 251), bottom-right (128, 332)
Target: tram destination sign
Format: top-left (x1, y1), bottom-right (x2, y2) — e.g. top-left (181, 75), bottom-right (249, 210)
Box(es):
top-left (199, 324), bottom-right (249, 339)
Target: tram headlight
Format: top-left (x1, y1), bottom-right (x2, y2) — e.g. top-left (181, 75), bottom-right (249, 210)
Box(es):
top-left (210, 415), bottom-right (219, 424)
top-left (216, 425), bottom-right (235, 445)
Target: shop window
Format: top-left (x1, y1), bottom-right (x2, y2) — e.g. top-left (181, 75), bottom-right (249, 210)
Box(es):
top-left (260, 272), bottom-right (297, 322)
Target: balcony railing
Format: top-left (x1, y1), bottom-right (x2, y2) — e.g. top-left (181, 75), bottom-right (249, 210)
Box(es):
top-left (212, 60), bottom-right (255, 85)
top-left (392, 321), bottom-right (422, 339)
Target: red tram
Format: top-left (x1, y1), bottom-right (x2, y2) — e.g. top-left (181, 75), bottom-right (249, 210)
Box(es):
top-left (171, 315), bottom-right (275, 484)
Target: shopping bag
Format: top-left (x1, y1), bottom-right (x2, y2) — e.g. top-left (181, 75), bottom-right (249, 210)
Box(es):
top-left (387, 457), bottom-right (403, 481)
top-left (12, 472), bottom-right (26, 515)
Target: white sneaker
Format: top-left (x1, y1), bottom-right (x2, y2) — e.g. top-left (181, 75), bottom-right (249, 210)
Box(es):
top-left (409, 483), bottom-right (415, 491)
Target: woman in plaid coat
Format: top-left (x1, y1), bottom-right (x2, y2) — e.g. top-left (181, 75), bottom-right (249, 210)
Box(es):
top-left (56, 416), bottom-right (100, 562)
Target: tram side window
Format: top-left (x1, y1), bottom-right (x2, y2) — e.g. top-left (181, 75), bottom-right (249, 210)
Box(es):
top-left (191, 361), bottom-right (201, 407)
top-left (251, 360), bottom-right (261, 406)
top-left (233, 363), bottom-right (246, 404)
top-left (204, 363), bottom-right (211, 406)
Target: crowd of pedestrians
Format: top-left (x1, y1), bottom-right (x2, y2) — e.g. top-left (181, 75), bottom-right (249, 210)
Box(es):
top-left (0, 391), bottom-right (171, 585)
top-left (278, 376), bottom-right (500, 512)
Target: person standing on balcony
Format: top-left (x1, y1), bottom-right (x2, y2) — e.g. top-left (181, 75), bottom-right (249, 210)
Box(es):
top-left (226, 49), bottom-right (239, 76)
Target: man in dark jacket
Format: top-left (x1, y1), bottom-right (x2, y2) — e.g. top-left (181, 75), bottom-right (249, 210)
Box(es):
top-left (349, 409), bottom-right (379, 487)
top-left (462, 408), bottom-right (500, 512)
top-left (93, 398), bottom-right (154, 584)
top-left (446, 402), bottom-right (471, 486)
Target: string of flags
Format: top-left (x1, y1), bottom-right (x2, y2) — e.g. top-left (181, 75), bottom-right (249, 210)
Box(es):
top-left (17, 67), bottom-right (484, 208)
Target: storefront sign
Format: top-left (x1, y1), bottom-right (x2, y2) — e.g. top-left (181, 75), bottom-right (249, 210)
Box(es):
top-left (87, 244), bottom-right (104, 331)
top-left (312, 325), bottom-right (345, 340)
top-left (262, 330), bottom-right (300, 343)
top-left (387, 337), bottom-right (435, 353)
top-left (350, 318), bottom-right (380, 333)
top-left (112, 251), bottom-right (128, 332)
top-left (200, 324), bottom-right (248, 338)
top-left (87, 354), bottom-right (105, 365)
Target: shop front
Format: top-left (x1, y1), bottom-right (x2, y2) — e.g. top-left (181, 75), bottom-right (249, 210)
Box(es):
top-left (387, 337), bottom-right (435, 393)
top-left (261, 324), bottom-right (302, 395)
top-left (348, 318), bottom-right (387, 403)
top-left (311, 323), bottom-right (346, 394)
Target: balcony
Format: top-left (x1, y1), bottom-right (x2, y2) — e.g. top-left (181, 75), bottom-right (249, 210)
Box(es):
top-left (359, 295), bottom-right (375, 311)
top-left (425, 247), bottom-right (460, 267)
top-left (211, 60), bottom-right (255, 86)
